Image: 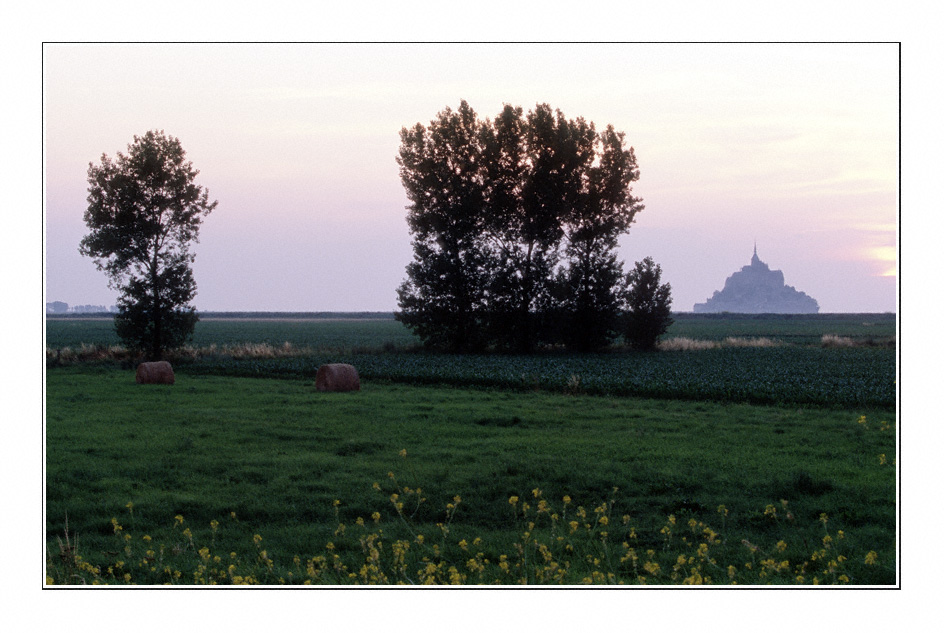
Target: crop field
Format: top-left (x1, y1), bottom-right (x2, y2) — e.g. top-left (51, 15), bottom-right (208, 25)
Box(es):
top-left (44, 314), bottom-right (898, 585)
top-left (182, 346), bottom-right (893, 409)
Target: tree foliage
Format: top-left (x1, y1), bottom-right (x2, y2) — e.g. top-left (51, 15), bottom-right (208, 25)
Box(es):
top-left (396, 101), bottom-right (646, 352)
top-left (396, 102), bottom-right (491, 352)
top-left (624, 257), bottom-right (674, 350)
top-left (80, 130), bottom-right (217, 359)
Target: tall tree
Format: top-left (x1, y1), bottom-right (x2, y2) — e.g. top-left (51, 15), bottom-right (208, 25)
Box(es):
top-left (396, 101), bottom-right (492, 352)
top-left (80, 130), bottom-right (217, 360)
top-left (623, 256), bottom-right (674, 350)
top-left (482, 104), bottom-right (597, 352)
top-left (559, 125), bottom-right (644, 351)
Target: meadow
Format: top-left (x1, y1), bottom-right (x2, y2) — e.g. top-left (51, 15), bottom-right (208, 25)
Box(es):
top-left (44, 314), bottom-right (897, 585)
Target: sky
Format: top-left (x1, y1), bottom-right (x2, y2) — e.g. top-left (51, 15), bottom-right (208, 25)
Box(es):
top-left (43, 43), bottom-right (898, 312)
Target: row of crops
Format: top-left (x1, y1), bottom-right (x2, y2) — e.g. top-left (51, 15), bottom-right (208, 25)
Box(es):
top-left (180, 346), bottom-right (895, 409)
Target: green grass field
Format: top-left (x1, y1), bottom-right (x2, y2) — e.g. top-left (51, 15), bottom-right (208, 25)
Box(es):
top-left (44, 315), bottom-right (898, 585)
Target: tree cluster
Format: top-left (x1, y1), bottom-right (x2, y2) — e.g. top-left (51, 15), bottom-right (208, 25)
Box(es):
top-left (396, 101), bottom-right (672, 353)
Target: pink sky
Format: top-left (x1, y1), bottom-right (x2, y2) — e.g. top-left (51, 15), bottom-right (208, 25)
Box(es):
top-left (43, 43), bottom-right (898, 312)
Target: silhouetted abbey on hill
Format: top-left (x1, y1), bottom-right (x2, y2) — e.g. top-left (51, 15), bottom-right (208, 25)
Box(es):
top-left (693, 245), bottom-right (819, 314)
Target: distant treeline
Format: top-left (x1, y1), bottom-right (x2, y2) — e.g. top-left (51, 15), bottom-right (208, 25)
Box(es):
top-left (197, 312), bottom-right (397, 320)
top-left (46, 312), bottom-right (116, 319)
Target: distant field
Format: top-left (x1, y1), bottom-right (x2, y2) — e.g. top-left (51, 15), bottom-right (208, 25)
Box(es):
top-left (669, 313), bottom-right (896, 345)
top-left (45, 312), bottom-right (896, 351)
top-left (45, 315), bottom-right (418, 351)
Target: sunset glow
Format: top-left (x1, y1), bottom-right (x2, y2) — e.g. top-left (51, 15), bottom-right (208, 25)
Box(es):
top-left (870, 246), bottom-right (898, 277)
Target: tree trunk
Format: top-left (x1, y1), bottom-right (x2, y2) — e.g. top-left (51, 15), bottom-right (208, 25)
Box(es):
top-left (520, 241), bottom-right (534, 353)
top-left (151, 252), bottom-right (162, 361)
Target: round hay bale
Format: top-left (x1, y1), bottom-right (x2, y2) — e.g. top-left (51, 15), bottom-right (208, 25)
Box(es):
top-left (315, 363), bottom-right (360, 392)
top-left (135, 361), bottom-right (175, 385)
